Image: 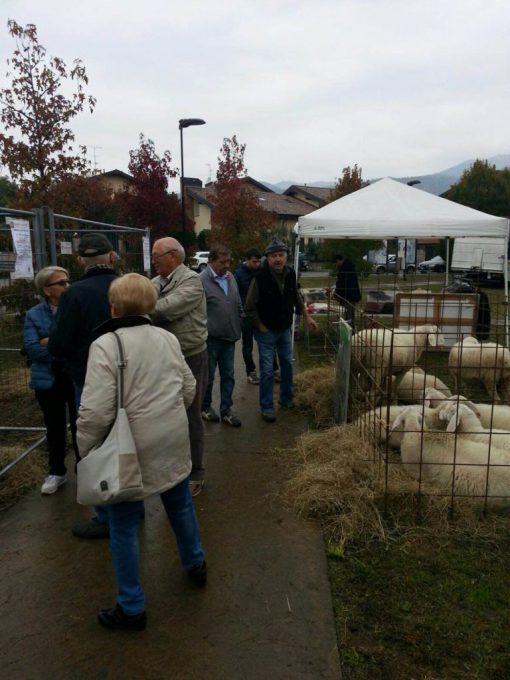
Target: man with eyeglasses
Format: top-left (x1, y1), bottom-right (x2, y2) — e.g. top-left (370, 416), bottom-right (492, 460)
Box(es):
top-left (49, 231), bottom-right (118, 538)
top-left (151, 237), bottom-right (208, 498)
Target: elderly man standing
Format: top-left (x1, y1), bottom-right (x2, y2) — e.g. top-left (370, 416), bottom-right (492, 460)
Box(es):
top-left (245, 237), bottom-right (317, 423)
top-left (151, 237), bottom-right (208, 497)
top-left (200, 245), bottom-right (243, 427)
top-left (49, 232), bottom-right (118, 538)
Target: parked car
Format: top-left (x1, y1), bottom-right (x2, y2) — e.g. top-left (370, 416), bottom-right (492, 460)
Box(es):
top-left (373, 254), bottom-right (415, 274)
top-left (299, 253), bottom-right (309, 272)
top-left (188, 251), bottom-right (209, 272)
top-left (417, 255), bottom-right (446, 273)
top-left (301, 288), bottom-right (328, 314)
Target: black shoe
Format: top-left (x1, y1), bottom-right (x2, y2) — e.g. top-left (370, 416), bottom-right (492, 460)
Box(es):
top-left (72, 517), bottom-right (110, 539)
top-left (188, 561), bottom-right (207, 588)
top-left (98, 603), bottom-right (147, 630)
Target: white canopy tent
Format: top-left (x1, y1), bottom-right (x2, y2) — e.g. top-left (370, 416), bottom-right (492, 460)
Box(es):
top-left (295, 177), bottom-right (509, 340)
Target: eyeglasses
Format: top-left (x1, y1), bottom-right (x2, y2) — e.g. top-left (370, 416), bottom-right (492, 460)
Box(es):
top-left (152, 249), bottom-right (178, 261)
top-left (47, 279), bottom-right (70, 288)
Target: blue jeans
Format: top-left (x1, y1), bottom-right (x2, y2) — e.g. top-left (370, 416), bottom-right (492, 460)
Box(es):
top-left (106, 477), bottom-right (205, 615)
top-left (202, 337), bottom-right (236, 417)
top-left (254, 327), bottom-right (293, 412)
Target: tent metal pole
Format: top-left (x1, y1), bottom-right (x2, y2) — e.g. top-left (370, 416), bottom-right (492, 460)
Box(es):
top-left (504, 226), bottom-right (509, 348)
top-left (292, 223), bottom-right (300, 357)
top-left (445, 237), bottom-right (450, 286)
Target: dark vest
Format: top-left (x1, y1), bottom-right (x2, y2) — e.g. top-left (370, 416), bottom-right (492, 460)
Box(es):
top-left (255, 266), bottom-right (297, 331)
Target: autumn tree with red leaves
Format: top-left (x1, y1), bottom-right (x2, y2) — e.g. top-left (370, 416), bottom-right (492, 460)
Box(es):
top-left (211, 135), bottom-right (274, 261)
top-left (115, 134), bottom-right (182, 241)
top-left (0, 20), bottom-right (96, 203)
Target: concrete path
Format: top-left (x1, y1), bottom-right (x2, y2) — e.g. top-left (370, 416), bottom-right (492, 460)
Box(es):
top-left (0, 350), bottom-right (341, 680)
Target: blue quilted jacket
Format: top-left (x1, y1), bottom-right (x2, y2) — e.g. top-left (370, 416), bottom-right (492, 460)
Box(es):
top-left (23, 300), bottom-right (57, 390)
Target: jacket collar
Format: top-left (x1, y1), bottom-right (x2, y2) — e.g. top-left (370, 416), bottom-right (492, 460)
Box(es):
top-left (92, 315), bottom-right (152, 341)
top-left (81, 266), bottom-right (117, 280)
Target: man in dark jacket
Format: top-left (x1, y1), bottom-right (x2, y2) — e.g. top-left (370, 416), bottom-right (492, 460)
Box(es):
top-left (49, 232), bottom-right (118, 539)
top-left (234, 247), bottom-right (262, 384)
top-left (245, 238), bottom-right (317, 422)
top-left (334, 253), bottom-right (361, 332)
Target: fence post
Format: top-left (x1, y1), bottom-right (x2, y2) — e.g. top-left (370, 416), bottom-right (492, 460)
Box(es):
top-left (32, 208), bottom-right (47, 272)
top-left (47, 208), bottom-right (57, 265)
top-left (334, 319), bottom-right (352, 424)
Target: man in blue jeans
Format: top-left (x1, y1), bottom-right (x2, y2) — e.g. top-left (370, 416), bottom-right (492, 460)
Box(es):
top-left (244, 238), bottom-right (317, 422)
top-left (200, 245), bottom-right (244, 427)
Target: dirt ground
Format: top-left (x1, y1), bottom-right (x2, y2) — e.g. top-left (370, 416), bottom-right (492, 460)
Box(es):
top-left (0, 350), bottom-right (341, 680)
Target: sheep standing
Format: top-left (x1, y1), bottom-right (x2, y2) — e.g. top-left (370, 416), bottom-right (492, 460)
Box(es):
top-left (448, 336), bottom-right (510, 404)
top-left (352, 324), bottom-right (445, 398)
top-left (392, 407), bottom-right (510, 507)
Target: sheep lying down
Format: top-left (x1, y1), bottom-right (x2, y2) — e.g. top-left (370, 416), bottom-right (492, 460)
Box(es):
top-left (424, 387), bottom-right (510, 430)
top-left (391, 407), bottom-right (510, 507)
top-left (396, 368), bottom-right (452, 403)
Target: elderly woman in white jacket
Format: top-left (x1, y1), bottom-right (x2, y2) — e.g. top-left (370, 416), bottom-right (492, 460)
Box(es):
top-left (77, 273), bottom-right (206, 631)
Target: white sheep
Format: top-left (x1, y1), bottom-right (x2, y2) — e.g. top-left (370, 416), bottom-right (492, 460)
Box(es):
top-left (425, 389), bottom-right (510, 430)
top-left (352, 324), bottom-right (445, 397)
top-left (438, 402), bottom-right (510, 452)
top-left (396, 368), bottom-right (452, 404)
top-left (392, 407), bottom-right (510, 507)
top-left (448, 336), bottom-right (510, 404)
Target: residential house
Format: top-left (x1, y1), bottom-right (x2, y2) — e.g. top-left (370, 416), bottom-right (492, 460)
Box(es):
top-left (95, 170), bottom-right (134, 195)
top-left (185, 177), bottom-right (317, 238)
top-left (283, 185), bottom-right (333, 209)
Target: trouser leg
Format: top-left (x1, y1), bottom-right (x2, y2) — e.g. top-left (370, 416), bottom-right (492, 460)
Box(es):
top-left (107, 501), bottom-right (145, 615)
top-left (202, 338), bottom-right (219, 410)
top-left (35, 385), bottom-right (68, 476)
top-left (218, 340), bottom-right (235, 417)
top-left (255, 329), bottom-right (276, 411)
top-left (185, 349), bottom-right (208, 482)
top-left (241, 319), bottom-right (256, 375)
top-left (160, 478), bottom-right (205, 570)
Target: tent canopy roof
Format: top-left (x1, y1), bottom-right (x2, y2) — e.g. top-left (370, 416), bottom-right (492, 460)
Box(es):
top-left (298, 177), bottom-right (508, 239)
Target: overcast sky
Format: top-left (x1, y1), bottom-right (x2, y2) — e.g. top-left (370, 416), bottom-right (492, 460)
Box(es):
top-left (1, 0), bottom-right (509, 192)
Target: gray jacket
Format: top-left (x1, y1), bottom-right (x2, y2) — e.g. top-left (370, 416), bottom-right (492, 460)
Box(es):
top-left (200, 267), bottom-right (243, 342)
top-left (151, 264), bottom-right (208, 357)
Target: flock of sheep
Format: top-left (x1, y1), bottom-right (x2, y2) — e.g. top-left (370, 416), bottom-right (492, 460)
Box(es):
top-left (352, 325), bottom-right (510, 507)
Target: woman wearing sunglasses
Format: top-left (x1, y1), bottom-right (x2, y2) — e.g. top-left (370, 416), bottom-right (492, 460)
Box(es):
top-left (23, 266), bottom-right (79, 494)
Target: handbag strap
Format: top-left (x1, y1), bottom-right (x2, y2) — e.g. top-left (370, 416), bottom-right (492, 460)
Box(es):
top-left (111, 331), bottom-right (127, 409)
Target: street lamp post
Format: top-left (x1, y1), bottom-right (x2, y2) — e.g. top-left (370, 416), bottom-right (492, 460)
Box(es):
top-left (179, 118), bottom-right (206, 234)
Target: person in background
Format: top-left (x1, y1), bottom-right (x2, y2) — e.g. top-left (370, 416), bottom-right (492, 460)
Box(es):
top-left (234, 247), bottom-right (262, 384)
top-left (151, 237), bottom-right (208, 497)
top-left (77, 273), bottom-right (206, 631)
top-left (49, 232), bottom-right (118, 538)
top-left (23, 266), bottom-right (78, 495)
top-left (200, 245), bottom-right (243, 427)
top-left (333, 253), bottom-right (361, 332)
top-left (245, 238), bottom-right (317, 423)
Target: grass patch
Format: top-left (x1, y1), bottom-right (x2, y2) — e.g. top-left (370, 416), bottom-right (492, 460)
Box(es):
top-left (332, 532), bottom-right (510, 680)
top-left (0, 433), bottom-right (47, 511)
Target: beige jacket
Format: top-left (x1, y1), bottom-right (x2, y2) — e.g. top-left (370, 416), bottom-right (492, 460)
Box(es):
top-left (77, 324), bottom-right (196, 498)
top-left (151, 264), bottom-right (207, 357)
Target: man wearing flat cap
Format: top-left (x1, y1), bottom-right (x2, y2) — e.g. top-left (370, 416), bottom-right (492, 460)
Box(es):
top-left (49, 232), bottom-right (118, 538)
top-left (245, 237), bottom-right (317, 422)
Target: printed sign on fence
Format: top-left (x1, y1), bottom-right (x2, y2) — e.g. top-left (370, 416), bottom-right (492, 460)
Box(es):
top-left (142, 236), bottom-right (151, 273)
top-left (7, 218), bottom-right (34, 280)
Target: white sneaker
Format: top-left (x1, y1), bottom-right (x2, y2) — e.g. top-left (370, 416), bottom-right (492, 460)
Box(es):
top-left (41, 474), bottom-right (67, 495)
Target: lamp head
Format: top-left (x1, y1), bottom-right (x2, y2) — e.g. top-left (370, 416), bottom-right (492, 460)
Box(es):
top-left (179, 118), bottom-right (206, 129)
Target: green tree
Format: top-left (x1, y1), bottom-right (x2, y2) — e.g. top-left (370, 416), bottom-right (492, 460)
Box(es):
top-left (0, 20), bottom-right (96, 202)
top-left (318, 164), bottom-right (380, 266)
top-left (446, 159), bottom-right (510, 216)
top-left (0, 175), bottom-right (17, 206)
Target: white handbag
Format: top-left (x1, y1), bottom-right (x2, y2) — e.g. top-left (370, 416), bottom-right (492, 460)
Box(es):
top-left (77, 332), bottom-right (144, 506)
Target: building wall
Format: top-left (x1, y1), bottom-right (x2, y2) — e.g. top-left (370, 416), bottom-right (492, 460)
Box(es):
top-left (192, 201), bottom-right (212, 233)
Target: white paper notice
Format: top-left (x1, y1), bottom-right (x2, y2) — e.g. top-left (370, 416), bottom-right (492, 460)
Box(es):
top-left (60, 241), bottom-right (73, 255)
top-left (142, 236), bottom-right (151, 273)
top-left (8, 218), bottom-right (34, 280)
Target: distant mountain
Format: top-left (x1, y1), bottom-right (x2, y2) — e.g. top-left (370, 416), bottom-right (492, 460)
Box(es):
top-left (266, 155), bottom-right (510, 196)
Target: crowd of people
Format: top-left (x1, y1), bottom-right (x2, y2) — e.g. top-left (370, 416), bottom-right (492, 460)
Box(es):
top-left (23, 231), bottom-right (318, 631)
